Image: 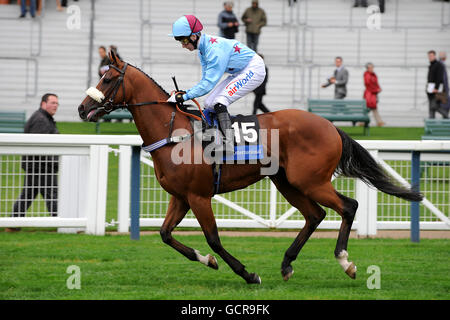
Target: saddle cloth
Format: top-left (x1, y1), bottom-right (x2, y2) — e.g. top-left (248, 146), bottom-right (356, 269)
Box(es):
top-left (191, 108), bottom-right (265, 162)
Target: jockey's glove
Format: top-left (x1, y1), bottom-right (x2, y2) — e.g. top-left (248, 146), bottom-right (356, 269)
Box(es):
top-left (167, 91), bottom-right (186, 104)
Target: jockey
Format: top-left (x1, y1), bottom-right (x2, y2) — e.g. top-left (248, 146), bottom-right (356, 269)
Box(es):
top-left (167, 15), bottom-right (266, 148)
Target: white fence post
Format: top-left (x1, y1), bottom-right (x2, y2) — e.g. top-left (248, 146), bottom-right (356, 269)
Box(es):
top-left (355, 178), bottom-right (369, 237)
top-left (355, 150), bottom-right (379, 237)
top-left (118, 145), bottom-right (131, 233)
top-left (269, 181), bottom-right (277, 227)
top-left (367, 150), bottom-right (379, 236)
top-left (85, 145), bottom-right (109, 235)
top-left (58, 155), bottom-right (88, 234)
top-left (355, 180), bottom-right (378, 237)
top-left (367, 185), bottom-right (378, 236)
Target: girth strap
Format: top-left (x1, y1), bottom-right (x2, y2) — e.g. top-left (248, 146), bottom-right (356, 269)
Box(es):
top-left (141, 111), bottom-right (192, 152)
top-left (141, 134), bottom-right (191, 153)
top-left (212, 163), bottom-right (222, 195)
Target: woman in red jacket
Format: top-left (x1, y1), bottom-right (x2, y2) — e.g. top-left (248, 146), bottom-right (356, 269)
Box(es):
top-left (363, 63), bottom-right (385, 126)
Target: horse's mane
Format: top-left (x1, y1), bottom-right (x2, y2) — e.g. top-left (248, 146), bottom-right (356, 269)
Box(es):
top-left (127, 62), bottom-right (200, 119)
top-left (128, 63), bottom-right (171, 97)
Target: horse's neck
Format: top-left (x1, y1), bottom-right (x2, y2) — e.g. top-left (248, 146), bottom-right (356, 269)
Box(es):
top-left (129, 77), bottom-right (190, 148)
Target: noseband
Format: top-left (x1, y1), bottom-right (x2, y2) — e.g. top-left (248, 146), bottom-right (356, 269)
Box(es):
top-left (86, 62), bottom-right (162, 115)
top-left (101, 62), bottom-right (128, 113)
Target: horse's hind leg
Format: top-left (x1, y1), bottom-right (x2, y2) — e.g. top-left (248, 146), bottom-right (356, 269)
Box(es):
top-left (333, 192), bottom-right (358, 279)
top-left (306, 183), bottom-right (358, 279)
top-left (160, 195), bottom-right (218, 270)
top-left (271, 171), bottom-right (326, 281)
top-left (188, 194), bottom-right (261, 284)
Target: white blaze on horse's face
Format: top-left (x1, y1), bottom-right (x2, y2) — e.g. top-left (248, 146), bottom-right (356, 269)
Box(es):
top-left (85, 87), bottom-right (105, 103)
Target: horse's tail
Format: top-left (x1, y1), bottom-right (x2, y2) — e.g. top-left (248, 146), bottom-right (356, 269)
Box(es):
top-left (335, 127), bottom-right (423, 202)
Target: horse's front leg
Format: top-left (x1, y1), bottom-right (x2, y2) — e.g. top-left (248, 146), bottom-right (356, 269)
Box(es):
top-left (188, 194), bottom-right (261, 284)
top-left (160, 195), bottom-right (218, 270)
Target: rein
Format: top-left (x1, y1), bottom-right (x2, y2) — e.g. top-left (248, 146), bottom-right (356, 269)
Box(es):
top-left (169, 90), bottom-right (205, 122)
top-left (90, 62), bottom-right (205, 122)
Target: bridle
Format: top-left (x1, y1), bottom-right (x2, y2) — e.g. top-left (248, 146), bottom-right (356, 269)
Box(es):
top-left (95, 62), bottom-right (163, 114)
top-left (87, 61), bottom-right (205, 122)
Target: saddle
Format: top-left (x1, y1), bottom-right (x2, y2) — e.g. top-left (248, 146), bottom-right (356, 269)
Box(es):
top-left (182, 105), bottom-right (264, 162)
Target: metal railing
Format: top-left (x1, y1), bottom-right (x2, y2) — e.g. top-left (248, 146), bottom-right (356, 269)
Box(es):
top-left (86, 0), bottom-right (96, 89)
top-left (0, 13), bottom-right (42, 99)
top-left (0, 16), bottom-right (42, 57)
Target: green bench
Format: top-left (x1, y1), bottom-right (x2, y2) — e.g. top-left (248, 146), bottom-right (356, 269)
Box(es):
top-left (0, 111), bottom-right (26, 133)
top-left (422, 119), bottom-right (450, 140)
top-left (307, 99), bottom-right (370, 135)
top-left (96, 109), bottom-right (133, 134)
top-left (421, 119), bottom-right (450, 177)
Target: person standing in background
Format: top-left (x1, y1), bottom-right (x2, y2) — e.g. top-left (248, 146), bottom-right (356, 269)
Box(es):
top-left (19, 0), bottom-right (36, 18)
top-left (218, 2), bottom-right (239, 39)
top-left (98, 46), bottom-right (110, 78)
top-left (426, 50), bottom-right (448, 119)
top-left (363, 63), bottom-right (385, 126)
top-left (321, 56), bottom-right (349, 99)
top-left (7, 94), bottom-right (60, 232)
top-left (241, 0), bottom-right (267, 52)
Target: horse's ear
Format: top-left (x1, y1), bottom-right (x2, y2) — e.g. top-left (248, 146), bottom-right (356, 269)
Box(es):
top-left (108, 49), bottom-right (123, 68)
top-left (108, 49), bottom-right (117, 65)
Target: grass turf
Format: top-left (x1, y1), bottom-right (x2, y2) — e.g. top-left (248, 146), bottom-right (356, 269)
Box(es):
top-left (0, 232), bottom-right (449, 300)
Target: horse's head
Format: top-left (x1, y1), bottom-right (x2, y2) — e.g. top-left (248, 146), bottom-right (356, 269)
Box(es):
top-left (78, 50), bottom-right (130, 122)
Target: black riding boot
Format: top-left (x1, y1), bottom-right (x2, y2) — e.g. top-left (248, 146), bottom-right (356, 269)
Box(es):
top-left (214, 103), bottom-right (234, 155)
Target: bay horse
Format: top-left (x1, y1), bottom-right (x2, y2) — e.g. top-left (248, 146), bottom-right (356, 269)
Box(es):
top-left (78, 51), bottom-right (422, 284)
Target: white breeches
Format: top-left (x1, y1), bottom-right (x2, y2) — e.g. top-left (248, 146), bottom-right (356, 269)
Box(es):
top-left (204, 54), bottom-right (266, 110)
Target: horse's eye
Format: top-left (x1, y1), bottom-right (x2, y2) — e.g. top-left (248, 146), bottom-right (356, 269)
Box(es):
top-left (104, 78), bottom-right (111, 84)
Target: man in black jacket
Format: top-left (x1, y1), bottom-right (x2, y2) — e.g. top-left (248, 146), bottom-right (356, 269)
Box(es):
top-left (217, 2), bottom-right (239, 39)
top-left (12, 93), bottom-right (60, 221)
top-left (427, 50), bottom-right (448, 118)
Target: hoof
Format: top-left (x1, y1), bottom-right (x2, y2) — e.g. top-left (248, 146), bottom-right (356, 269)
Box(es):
top-left (207, 254), bottom-right (218, 270)
top-left (345, 262), bottom-right (357, 279)
top-left (246, 273), bottom-right (261, 284)
top-left (281, 266), bottom-right (294, 281)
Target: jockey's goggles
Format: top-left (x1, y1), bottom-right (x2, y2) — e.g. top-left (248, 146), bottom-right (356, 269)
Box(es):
top-left (174, 17), bottom-right (199, 45)
top-left (175, 36), bottom-right (191, 45)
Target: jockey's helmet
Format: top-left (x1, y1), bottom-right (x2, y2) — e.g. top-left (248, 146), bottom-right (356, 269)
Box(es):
top-left (169, 15), bottom-right (203, 38)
